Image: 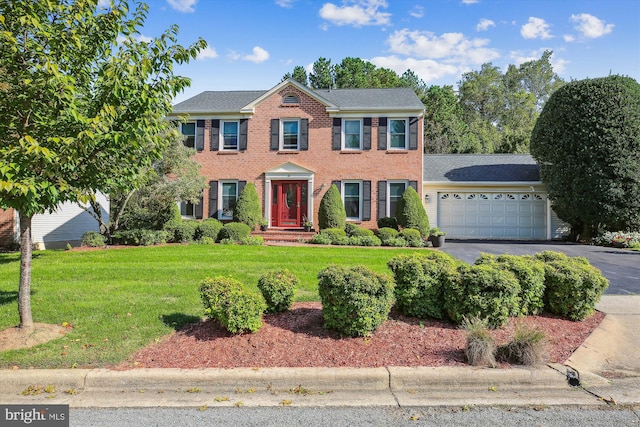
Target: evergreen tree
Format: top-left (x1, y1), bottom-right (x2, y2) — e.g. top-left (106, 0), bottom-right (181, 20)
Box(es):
top-left (318, 185), bottom-right (346, 230)
top-left (396, 187), bottom-right (430, 237)
top-left (233, 183), bottom-right (262, 228)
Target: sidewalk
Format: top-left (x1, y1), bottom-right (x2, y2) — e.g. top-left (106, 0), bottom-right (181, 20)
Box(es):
top-left (1, 296), bottom-right (638, 408)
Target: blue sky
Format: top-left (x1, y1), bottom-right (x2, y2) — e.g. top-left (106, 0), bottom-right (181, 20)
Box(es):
top-left (112, 0), bottom-right (640, 103)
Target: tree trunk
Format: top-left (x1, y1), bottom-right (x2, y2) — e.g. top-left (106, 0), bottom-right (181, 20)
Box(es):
top-left (18, 212), bottom-right (34, 330)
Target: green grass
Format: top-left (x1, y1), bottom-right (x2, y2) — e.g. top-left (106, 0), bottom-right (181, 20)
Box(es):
top-left (0, 244), bottom-right (422, 368)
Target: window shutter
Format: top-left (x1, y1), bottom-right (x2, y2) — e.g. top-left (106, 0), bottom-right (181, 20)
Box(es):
top-left (409, 180), bottom-right (418, 191)
top-left (363, 180), bottom-right (371, 221)
top-left (238, 181), bottom-right (247, 195)
top-left (196, 120), bottom-right (205, 151)
top-left (270, 119), bottom-right (279, 151)
top-left (208, 180), bottom-right (218, 218)
top-left (300, 118), bottom-right (309, 150)
top-left (363, 118), bottom-right (372, 150)
top-left (210, 120), bottom-right (219, 151)
top-left (378, 117), bottom-right (387, 150)
top-left (409, 117), bottom-right (419, 150)
top-left (377, 180), bottom-right (387, 220)
top-left (195, 194), bottom-right (204, 219)
top-left (331, 180), bottom-right (341, 193)
top-left (332, 118), bottom-right (341, 150)
top-left (239, 119), bottom-right (248, 151)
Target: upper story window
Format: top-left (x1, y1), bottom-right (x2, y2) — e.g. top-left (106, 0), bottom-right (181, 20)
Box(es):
top-left (389, 119), bottom-right (408, 149)
top-left (283, 95), bottom-right (299, 104)
top-left (282, 119), bottom-right (300, 150)
top-left (343, 119), bottom-right (362, 150)
top-left (270, 118), bottom-right (308, 151)
top-left (181, 122), bottom-right (196, 149)
top-left (222, 121), bottom-right (239, 150)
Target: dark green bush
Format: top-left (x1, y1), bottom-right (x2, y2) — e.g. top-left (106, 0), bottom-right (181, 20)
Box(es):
top-left (233, 183), bottom-right (262, 229)
top-left (318, 184), bottom-right (346, 230)
top-left (475, 254), bottom-right (546, 316)
top-left (396, 186), bottom-right (430, 237)
top-left (344, 223), bottom-right (359, 236)
top-left (113, 229), bottom-right (169, 246)
top-left (377, 217), bottom-right (398, 230)
top-left (218, 222), bottom-right (252, 242)
top-left (534, 252), bottom-right (609, 320)
top-left (81, 231), bottom-right (106, 247)
top-left (173, 220), bottom-right (199, 243)
top-left (444, 263), bottom-right (521, 328)
top-left (349, 227), bottom-right (374, 237)
top-left (195, 218), bottom-right (223, 241)
top-left (317, 265), bottom-right (395, 337)
top-left (319, 228), bottom-right (347, 244)
top-left (257, 269), bottom-right (299, 313)
top-left (377, 227), bottom-right (399, 245)
top-left (388, 252), bottom-right (460, 319)
top-left (399, 228), bottom-right (424, 247)
top-left (199, 276), bottom-right (266, 334)
top-left (348, 235), bottom-right (382, 246)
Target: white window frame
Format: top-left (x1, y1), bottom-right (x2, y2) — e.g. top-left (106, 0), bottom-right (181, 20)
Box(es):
top-left (388, 118), bottom-right (408, 150)
top-left (387, 180), bottom-right (408, 218)
top-left (219, 180), bottom-right (239, 220)
top-left (180, 122), bottom-right (196, 149)
top-left (280, 119), bottom-right (300, 151)
top-left (342, 180), bottom-right (363, 221)
top-left (342, 119), bottom-right (362, 150)
top-left (221, 120), bottom-right (239, 151)
top-left (180, 201), bottom-right (195, 219)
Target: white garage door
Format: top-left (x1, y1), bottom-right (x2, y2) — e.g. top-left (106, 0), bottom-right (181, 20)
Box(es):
top-left (437, 192), bottom-right (547, 240)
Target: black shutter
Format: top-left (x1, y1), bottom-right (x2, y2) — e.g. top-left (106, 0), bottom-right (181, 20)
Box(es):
top-left (377, 180), bottom-right (387, 220)
top-left (195, 194), bottom-right (204, 219)
top-left (300, 118), bottom-right (309, 150)
top-left (210, 119), bottom-right (219, 151)
top-left (270, 119), bottom-right (279, 151)
top-left (378, 117), bottom-right (387, 150)
top-left (363, 180), bottom-right (371, 221)
top-left (196, 120), bottom-right (205, 151)
top-left (239, 119), bottom-right (248, 151)
top-left (208, 180), bottom-right (218, 218)
top-left (409, 180), bottom-right (418, 191)
top-left (409, 117), bottom-right (418, 150)
top-left (332, 118), bottom-right (341, 150)
top-left (331, 180), bottom-right (341, 193)
top-left (238, 181), bottom-right (247, 195)
top-left (363, 117), bottom-right (372, 150)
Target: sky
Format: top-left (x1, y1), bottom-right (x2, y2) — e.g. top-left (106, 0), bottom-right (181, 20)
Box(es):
top-left (108, 0), bottom-right (640, 103)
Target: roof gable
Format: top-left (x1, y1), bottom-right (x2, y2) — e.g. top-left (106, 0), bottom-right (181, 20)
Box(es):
top-left (241, 79), bottom-right (338, 113)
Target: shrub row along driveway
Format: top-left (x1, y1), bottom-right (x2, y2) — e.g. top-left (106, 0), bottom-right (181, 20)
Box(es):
top-left (440, 240), bottom-right (640, 295)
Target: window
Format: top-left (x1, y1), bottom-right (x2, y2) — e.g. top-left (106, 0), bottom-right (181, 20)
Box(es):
top-left (181, 122), bottom-right (195, 148)
top-left (342, 181), bottom-right (362, 220)
top-left (180, 201), bottom-right (195, 218)
top-left (389, 119), bottom-right (408, 149)
top-left (343, 119), bottom-right (362, 150)
top-left (388, 181), bottom-right (407, 218)
top-left (220, 181), bottom-right (238, 219)
top-left (222, 121), bottom-right (239, 150)
top-left (281, 119), bottom-right (299, 150)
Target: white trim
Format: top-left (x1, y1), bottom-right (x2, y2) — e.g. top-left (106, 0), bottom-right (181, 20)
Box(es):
top-left (264, 162), bottom-right (315, 228)
top-left (280, 118), bottom-right (300, 151)
top-left (342, 118), bottom-right (363, 150)
top-left (241, 79), bottom-right (338, 113)
top-left (220, 120), bottom-right (240, 151)
top-left (387, 118), bottom-right (408, 150)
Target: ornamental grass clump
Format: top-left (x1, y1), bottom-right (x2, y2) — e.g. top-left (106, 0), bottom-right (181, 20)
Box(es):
top-left (257, 269), bottom-right (298, 313)
top-left (461, 316), bottom-right (496, 367)
top-left (503, 322), bottom-right (547, 366)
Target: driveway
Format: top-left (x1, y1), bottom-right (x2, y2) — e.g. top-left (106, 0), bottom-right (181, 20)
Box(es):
top-left (439, 240), bottom-right (640, 295)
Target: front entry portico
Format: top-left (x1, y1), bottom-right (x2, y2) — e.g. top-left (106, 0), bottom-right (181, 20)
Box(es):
top-left (264, 162), bottom-right (315, 229)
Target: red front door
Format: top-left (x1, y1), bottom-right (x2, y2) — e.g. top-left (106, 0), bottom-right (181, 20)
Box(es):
top-left (271, 181), bottom-right (308, 227)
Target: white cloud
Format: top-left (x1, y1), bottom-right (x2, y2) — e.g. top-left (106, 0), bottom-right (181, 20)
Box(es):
top-left (319, 0), bottom-right (391, 27)
top-left (521, 17), bottom-right (553, 40)
top-left (197, 46), bottom-right (218, 60)
top-left (97, 0), bottom-right (111, 8)
top-left (509, 49), bottom-right (568, 74)
top-left (243, 46), bottom-right (270, 63)
top-left (370, 55), bottom-right (459, 82)
top-left (137, 34), bottom-right (153, 43)
top-left (275, 0), bottom-right (296, 7)
top-left (563, 34), bottom-right (575, 43)
top-left (570, 13), bottom-right (614, 38)
top-left (409, 5), bottom-right (424, 18)
top-left (461, 0), bottom-right (478, 4)
top-left (476, 18), bottom-right (495, 32)
top-left (167, 0), bottom-right (197, 13)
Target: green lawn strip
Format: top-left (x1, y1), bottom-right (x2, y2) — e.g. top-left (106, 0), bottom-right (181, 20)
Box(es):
top-left (0, 244), bottom-right (420, 368)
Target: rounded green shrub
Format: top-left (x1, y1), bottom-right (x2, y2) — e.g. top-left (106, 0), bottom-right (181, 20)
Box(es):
top-left (377, 217), bottom-right (398, 230)
top-left (81, 231), bottom-right (106, 247)
top-left (344, 223), bottom-right (359, 236)
top-left (317, 265), bottom-right (395, 337)
top-left (173, 220), bottom-right (199, 243)
top-left (239, 236), bottom-right (264, 246)
top-left (399, 228), bottom-right (424, 247)
top-left (348, 235), bottom-right (382, 246)
top-left (195, 218), bottom-right (223, 242)
top-left (444, 263), bottom-right (521, 328)
top-left (309, 233), bottom-right (332, 245)
top-left (388, 252), bottom-right (460, 319)
top-left (318, 184), bottom-right (346, 230)
top-left (113, 229), bottom-right (168, 246)
top-left (377, 227), bottom-right (399, 245)
top-left (257, 269), bottom-right (299, 313)
top-left (386, 237), bottom-right (409, 247)
top-left (319, 227), bottom-right (347, 244)
top-left (349, 227), bottom-right (374, 237)
top-left (233, 182), bottom-right (262, 228)
top-left (218, 222), bottom-right (252, 242)
top-left (396, 186), bottom-right (430, 237)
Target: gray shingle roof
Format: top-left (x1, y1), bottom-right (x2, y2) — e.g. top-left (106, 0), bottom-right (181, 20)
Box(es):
top-left (423, 154), bottom-right (540, 182)
top-left (172, 90), bottom-right (267, 113)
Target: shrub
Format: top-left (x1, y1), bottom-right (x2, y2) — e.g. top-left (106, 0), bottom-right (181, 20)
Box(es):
top-left (218, 222), bottom-right (252, 242)
top-left (81, 231), bottom-right (106, 247)
top-left (113, 229), bottom-right (169, 246)
top-left (319, 228), bottom-right (347, 244)
top-left (377, 227), bottom-right (399, 245)
top-left (173, 220), bottom-right (199, 243)
top-left (349, 227), bottom-right (374, 238)
top-left (318, 184), bottom-right (346, 230)
top-left (332, 236), bottom-right (350, 245)
top-left (199, 236), bottom-right (215, 245)
top-left (388, 252), bottom-right (460, 320)
top-left (593, 231), bottom-right (640, 248)
top-left (461, 316), bottom-right (496, 367)
top-left (233, 183), bottom-right (262, 229)
top-left (348, 235), bottom-right (382, 246)
top-left (475, 254), bottom-right (546, 316)
top-left (444, 263), bottom-right (521, 328)
top-left (195, 218), bottom-right (223, 242)
top-left (502, 322), bottom-right (547, 366)
top-left (344, 223), bottom-right (359, 236)
top-left (399, 228), bottom-right (424, 247)
top-left (377, 217), bottom-right (398, 230)
top-left (309, 233), bottom-right (332, 245)
top-left (535, 252), bottom-right (609, 321)
top-left (257, 269), bottom-right (298, 313)
top-left (396, 186), bottom-right (430, 237)
top-left (239, 236), bottom-right (264, 246)
top-left (317, 265), bottom-right (395, 337)
top-left (199, 276), bottom-right (266, 334)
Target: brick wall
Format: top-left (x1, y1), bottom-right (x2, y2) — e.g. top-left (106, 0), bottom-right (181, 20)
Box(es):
top-left (0, 208), bottom-right (16, 247)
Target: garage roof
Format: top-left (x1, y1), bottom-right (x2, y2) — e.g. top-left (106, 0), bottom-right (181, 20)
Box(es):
top-left (424, 154), bottom-right (540, 182)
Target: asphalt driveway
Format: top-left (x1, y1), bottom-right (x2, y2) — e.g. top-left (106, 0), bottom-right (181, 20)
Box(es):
top-left (439, 240), bottom-right (640, 295)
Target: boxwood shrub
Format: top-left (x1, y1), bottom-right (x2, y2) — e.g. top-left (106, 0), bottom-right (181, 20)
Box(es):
top-left (377, 217), bottom-right (398, 230)
top-left (349, 227), bottom-right (374, 238)
top-left (317, 265), bottom-right (395, 337)
top-left (348, 235), bottom-right (382, 246)
top-left (377, 227), bottom-right (399, 245)
top-left (399, 228), bottom-right (424, 247)
top-left (257, 269), bottom-right (299, 313)
top-left (81, 231), bottom-right (106, 247)
top-left (113, 229), bottom-right (169, 246)
top-left (173, 220), bottom-right (199, 243)
top-left (195, 218), bottom-right (223, 242)
top-left (218, 222), bottom-right (252, 242)
top-left (319, 228), bottom-right (347, 244)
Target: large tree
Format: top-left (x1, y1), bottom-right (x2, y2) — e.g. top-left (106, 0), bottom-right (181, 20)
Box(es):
top-left (0, 0), bottom-right (205, 329)
top-left (530, 75), bottom-right (640, 239)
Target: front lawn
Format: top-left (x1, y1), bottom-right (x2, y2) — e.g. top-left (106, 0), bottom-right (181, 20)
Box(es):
top-left (0, 244), bottom-right (421, 368)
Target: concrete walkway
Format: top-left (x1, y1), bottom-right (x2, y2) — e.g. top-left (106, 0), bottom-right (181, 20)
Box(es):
top-left (1, 296), bottom-right (638, 408)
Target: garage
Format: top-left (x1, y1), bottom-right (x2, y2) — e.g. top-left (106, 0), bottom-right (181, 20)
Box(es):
top-left (437, 191), bottom-right (547, 240)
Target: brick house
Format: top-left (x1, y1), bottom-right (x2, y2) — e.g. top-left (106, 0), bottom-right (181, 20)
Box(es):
top-left (169, 79), bottom-right (425, 230)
